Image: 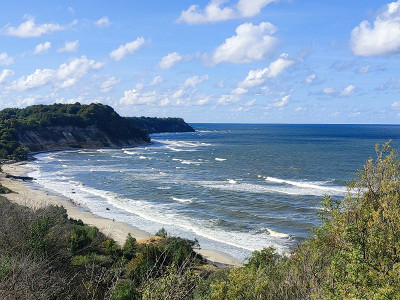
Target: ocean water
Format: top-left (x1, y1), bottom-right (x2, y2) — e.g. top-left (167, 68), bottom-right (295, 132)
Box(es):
top-left (26, 124), bottom-right (400, 260)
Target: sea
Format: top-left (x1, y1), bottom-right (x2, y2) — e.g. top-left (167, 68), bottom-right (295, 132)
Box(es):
top-left (26, 124), bottom-right (400, 261)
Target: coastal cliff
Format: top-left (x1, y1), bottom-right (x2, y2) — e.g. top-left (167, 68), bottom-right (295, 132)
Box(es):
top-left (17, 125), bottom-right (149, 152)
top-left (0, 103), bottom-right (193, 161)
top-left (126, 117), bottom-right (195, 133)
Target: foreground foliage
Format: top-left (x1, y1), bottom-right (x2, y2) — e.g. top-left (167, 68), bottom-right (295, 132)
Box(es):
top-left (1, 142), bottom-right (400, 299)
top-left (0, 197), bottom-right (203, 299)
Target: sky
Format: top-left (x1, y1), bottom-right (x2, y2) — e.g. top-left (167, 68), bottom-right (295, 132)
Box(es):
top-left (1, 0), bottom-right (400, 124)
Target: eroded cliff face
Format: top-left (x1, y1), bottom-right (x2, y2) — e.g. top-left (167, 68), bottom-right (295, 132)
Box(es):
top-left (18, 125), bottom-right (149, 152)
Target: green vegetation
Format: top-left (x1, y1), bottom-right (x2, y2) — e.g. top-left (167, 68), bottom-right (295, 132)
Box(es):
top-left (1, 142), bottom-right (400, 299)
top-left (126, 116), bottom-right (195, 134)
top-left (0, 197), bottom-right (204, 299)
top-left (0, 103), bottom-right (150, 161)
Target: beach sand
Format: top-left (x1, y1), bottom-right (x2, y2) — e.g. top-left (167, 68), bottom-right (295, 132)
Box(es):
top-left (0, 162), bottom-right (242, 267)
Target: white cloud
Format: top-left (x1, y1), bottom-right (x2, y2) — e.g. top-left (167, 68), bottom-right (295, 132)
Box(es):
top-left (10, 56), bottom-right (103, 90)
top-left (348, 111), bottom-right (361, 117)
top-left (183, 74), bottom-right (209, 87)
top-left (149, 76), bottom-right (163, 86)
top-left (391, 101), bottom-right (400, 108)
top-left (196, 97), bottom-right (211, 105)
top-left (231, 87), bottom-right (248, 95)
top-left (236, 0), bottom-right (277, 18)
top-left (350, 0), bottom-right (400, 56)
top-left (0, 69), bottom-right (14, 84)
top-left (0, 52), bottom-right (14, 65)
top-left (177, 0), bottom-right (278, 24)
top-left (33, 41), bottom-right (51, 54)
top-left (120, 89), bottom-right (158, 105)
top-left (58, 40), bottom-right (79, 53)
top-left (95, 16), bottom-right (111, 28)
top-left (211, 22), bottom-right (278, 64)
top-left (245, 99), bottom-right (256, 106)
top-left (340, 85), bottom-right (355, 96)
top-left (323, 87), bottom-right (335, 95)
top-left (218, 94), bottom-right (240, 105)
top-left (357, 65), bottom-right (370, 74)
top-left (100, 76), bottom-right (118, 93)
top-left (269, 95), bottom-right (290, 108)
top-left (110, 37), bottom-right (146, 61)
top-left (305, 73), bottom-right (316, 83)
top-left (177, 0), bottom-right (235, 24)
top-left (323, 85), bottom-right (355, 97)
top-left (159, 52), bottom-right (183, 69)
top-left (4, 16), bottom-right (76, 38)
top-left (239, 53), bottom-right (294, 88)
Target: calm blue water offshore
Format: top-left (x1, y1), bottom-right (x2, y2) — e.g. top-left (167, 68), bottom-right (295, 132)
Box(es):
top-left (27, 124), bottom-right (400, 260)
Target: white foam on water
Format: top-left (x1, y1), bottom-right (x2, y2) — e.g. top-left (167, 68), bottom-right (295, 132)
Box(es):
top-left (264, 176), bottom-right (347, 195)
top-left (151, 139), bottom-right (212, 152)
top-left (195, 179), bottom-right (345, 196)
top-left (215, 158), bottom-right (227, 161)
top-left (124, 150), bottom-right (139, 155)
top-left (181, 160), bottom-right (202, 165)
top-left (227, 179), bottom-right (238, 184)
top-left (156, 186), bottom-right (171, 190)
top-left (266, 228), bottom-right (290, 238)
top-left (171, 197), bottom-right (194, 203)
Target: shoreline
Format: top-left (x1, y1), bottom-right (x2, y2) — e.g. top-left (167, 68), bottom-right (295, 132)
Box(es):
top-left (0, 161), bottom-right (242, 267)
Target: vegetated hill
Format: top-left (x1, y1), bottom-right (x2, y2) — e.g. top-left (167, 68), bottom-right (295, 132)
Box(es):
top-left (0, 103), bottom-right (151, 161)
top-left (126, 116), bottom-right (195, 134)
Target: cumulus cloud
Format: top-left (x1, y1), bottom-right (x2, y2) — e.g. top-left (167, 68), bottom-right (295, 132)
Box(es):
top-left (391, 101), bottom-right (400, 108)
top-left (159, 52), bottom-right (183, 69)
top-left (177, 0), bottom-right (278, 24)
top-left (183, 74), bottom-right (209, 87)
top-left (211, 22), bottom-right (278, 64)
top-left (100, 76), bottom-right (118, 93)
top-left (357, 65), bottom-right (370, 74)
top-left (218, 94), bottom-right (240, 105)
top-left (305, 73), bottom-right (316, 83)
top-left (350, 0), bottom-right (400, 56)
top-left (238, 53), bottom-right (294, 88)
top-left (120, 89), bottom-right (158, 105)
top-left (95, 16), bottom-right (111, 27)
top-left (0, 69), bottom-right (14, 84)
top-left (4, 16), bottom-right (76, 38)
top-left (231, 87), bottom-right (248, 95)
top-left (323, 85), bottom-right (355, 97)
top-left (33, 41), bottom-right (51, 54)
top-left (110, 37), bottom-right (146, 61)
top-left (149, 76), bottom-right (163, 86)
top-left (340, 85), bottom-right (355, 96)
top-left (0, 52), bottom-right (14, 65)
top-left (323, 87), bottom-right (335, 95)
top-left (9, 56), bottom-right (103, 90)
top-left (58, 40), bottom-right (79, 53)
top-left (268, 95), bottom-right (290, 108)
top-left (237, 0), bottom-right (277, 18)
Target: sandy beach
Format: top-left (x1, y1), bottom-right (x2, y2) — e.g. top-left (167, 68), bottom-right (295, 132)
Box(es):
top-left (0, 162), bottom-right (242, 267)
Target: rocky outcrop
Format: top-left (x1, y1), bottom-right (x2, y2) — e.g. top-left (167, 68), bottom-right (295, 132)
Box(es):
top-left (18, 125), bottom-right (150, 152)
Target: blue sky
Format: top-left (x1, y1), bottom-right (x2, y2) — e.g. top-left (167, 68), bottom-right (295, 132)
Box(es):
top-left (1, 0), bottom-right (400, 123)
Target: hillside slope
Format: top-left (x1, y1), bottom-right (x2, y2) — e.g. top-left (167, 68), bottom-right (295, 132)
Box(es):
top-left (0, 103), bottom-right (151, 160)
